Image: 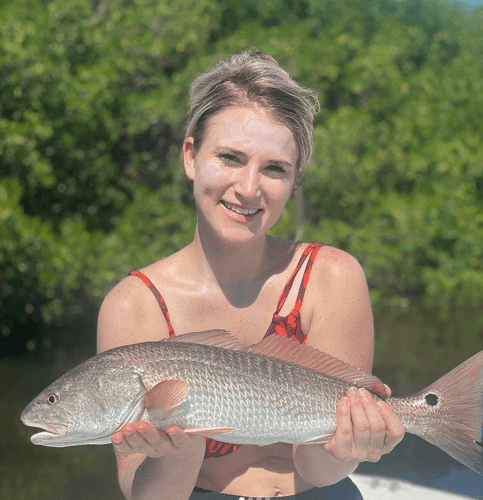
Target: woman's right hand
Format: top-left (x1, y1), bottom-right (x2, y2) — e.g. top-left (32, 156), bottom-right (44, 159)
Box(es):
top-left (112, 421), bottom-right (205, 459)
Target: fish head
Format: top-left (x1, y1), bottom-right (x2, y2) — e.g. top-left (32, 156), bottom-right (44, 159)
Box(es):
top-left (21, 353), bottom-right (147, 447)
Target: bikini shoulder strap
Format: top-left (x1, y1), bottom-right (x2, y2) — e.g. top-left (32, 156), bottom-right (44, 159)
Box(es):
top-left (273, 242), bottom-right (323, 315)
top-left (128, 270), bottom-right (175, 337)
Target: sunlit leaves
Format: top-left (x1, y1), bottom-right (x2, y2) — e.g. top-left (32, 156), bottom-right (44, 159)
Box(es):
top-left (298, 1), bottom-right (483, 312)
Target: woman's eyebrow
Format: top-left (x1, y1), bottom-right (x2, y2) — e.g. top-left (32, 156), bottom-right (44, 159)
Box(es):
top-left (214, 146), bottom-right (246, 157)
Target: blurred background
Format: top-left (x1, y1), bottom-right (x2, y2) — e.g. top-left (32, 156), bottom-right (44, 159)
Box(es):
top-left (2, 0), bottom-right (483, 498)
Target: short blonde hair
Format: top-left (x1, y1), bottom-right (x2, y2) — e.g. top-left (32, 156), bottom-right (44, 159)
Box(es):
top-left (185, 50), bottom-right (320, 183)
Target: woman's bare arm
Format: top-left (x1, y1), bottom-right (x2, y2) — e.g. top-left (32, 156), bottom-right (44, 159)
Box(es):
top-left (97, 278), bottom-right (205, 500)
top-left (113, 424), bottom-right (205, 500)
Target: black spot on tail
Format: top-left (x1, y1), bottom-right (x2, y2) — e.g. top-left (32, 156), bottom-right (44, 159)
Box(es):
top-left (425, 393), bottom-right (439, 406)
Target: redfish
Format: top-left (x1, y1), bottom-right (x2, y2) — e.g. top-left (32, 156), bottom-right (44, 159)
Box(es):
top-left (21, 330), bottom-right (483, 475)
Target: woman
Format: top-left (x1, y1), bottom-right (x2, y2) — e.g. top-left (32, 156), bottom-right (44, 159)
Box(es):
top-left (97, 51), bottom-right (405, 500)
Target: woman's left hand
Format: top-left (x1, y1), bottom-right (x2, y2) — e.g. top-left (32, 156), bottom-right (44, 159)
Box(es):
top-left (323, 386), bottom-right (405, 463)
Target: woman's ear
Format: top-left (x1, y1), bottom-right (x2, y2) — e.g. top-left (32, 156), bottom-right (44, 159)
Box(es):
top-left (183, 137), bottom-right (196, 181)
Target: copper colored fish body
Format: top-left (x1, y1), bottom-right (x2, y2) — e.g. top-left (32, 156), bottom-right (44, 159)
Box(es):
top-left (21, 330), bottom-right (483, 475)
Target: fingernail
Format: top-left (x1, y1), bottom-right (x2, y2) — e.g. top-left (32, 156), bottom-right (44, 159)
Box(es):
top-left (124, 431), bottom-right (133, 437)
top-left (348, 387), bottom-right (358, 396)
top-left (359, 388), bottom-right (369, 398)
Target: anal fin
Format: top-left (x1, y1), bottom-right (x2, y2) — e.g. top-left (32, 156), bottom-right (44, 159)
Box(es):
top-left (304, 433), bottom-right (334, 445)
top-left (184, 427), bottom-right (235, 436)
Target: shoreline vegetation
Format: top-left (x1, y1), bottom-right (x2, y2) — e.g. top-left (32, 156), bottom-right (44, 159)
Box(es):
top-left (2, 0), bottom-right (483, 360)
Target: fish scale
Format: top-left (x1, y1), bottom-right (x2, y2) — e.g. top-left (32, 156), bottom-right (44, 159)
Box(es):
top-left (132, 340), bottom-right (346, 444)
top-left (21, 329), bottom-right (483, 476)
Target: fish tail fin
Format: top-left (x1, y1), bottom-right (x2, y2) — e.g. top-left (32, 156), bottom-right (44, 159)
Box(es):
top-left (407, 351), bottom-right (483, 475)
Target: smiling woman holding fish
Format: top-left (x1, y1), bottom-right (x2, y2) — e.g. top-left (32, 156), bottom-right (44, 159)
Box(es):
top-left (97, 51), bottom-right (406, 500)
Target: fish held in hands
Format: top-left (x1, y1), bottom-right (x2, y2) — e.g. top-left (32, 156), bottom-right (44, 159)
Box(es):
top-left (21, 330), bottom-right (483, 475)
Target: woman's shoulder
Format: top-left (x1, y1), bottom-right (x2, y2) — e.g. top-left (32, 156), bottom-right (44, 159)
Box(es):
top-left (109, 247), bottom-right (189, 303)
top-left (265, 238), bottom-right (366, 286)
top-left (302, 243), bottom-right (374, 369)
top-left (307, 243), bottom-right (370, 317)
top-left (312, 244), bottom-right (367, 281)
top-left (97, 255), bottom-right (180, 352)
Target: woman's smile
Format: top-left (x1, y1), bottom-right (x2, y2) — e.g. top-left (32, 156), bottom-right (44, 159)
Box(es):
top-left (220, 200), bottom-right (263, 217)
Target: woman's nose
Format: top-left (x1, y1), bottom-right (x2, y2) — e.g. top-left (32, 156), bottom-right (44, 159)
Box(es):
top-left (235, 164), bottom-right (261, 200)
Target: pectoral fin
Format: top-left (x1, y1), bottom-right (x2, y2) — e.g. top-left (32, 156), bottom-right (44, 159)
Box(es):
top-left (145, 379), bottom-right (189, 415)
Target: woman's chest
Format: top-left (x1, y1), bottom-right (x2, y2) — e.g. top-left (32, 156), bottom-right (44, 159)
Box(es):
top-left (163, 277), bottom-right (305, 345)
top-left (169, 294), bottom-right (276, 346)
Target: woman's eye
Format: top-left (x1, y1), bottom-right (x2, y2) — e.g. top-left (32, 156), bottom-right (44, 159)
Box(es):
top-left (266, 165), bottom-right (286, 175)
top-left (219, 154), bottom-right (239, 163)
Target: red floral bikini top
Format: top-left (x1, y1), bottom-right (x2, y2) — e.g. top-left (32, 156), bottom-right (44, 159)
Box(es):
top-left (129, 242), bottom-right (322, 459)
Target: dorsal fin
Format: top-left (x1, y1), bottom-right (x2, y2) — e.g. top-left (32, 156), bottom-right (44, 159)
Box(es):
top-left (165, 329), bottom-right (242, 351)
top-left (245, 335), bottom-right (388, 398)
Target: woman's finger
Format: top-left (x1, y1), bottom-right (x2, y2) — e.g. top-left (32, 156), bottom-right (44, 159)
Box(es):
top-left (358, 389), bottom-right (387, 462)
top-left (329, 396), bottom-right (353, 460)
top-left (348, 388), bottom-right (372, 460)
top-left (376, 400), bottom-right (405, 451)
top-left (323, 385), bottom-right (406, 464)
top-left (112, 422), bottom-right (177, 458)
top-left (165, 426), bottom-right (191, 448)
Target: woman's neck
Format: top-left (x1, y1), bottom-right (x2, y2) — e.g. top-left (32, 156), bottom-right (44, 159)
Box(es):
top-left (187, 226), bottom-right (272, 306)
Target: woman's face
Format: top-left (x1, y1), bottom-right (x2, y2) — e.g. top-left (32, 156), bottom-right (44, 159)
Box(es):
top-left (183, 105), bottom-right (298, 248)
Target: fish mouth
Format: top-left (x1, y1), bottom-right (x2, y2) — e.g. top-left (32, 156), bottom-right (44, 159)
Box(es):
top-left (23, 421), bottom-right (67, 445)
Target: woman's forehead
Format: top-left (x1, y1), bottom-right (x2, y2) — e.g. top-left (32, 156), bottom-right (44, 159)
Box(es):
top-left (203, 106), bottom-right (296, 160)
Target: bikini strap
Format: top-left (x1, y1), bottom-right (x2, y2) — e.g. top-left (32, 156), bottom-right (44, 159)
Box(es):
top-left (273, 243), bottom-right (323, 316)
top-left (128, 244), bottom-right (322, 339)
top-left (128, 270), bottom-right (175, 337)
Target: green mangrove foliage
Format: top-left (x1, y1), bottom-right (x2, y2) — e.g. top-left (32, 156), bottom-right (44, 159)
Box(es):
top-left (1, 0), bottom-right (482, 355)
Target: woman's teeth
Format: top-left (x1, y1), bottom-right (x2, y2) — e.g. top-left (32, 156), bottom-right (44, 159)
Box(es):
top-left (222, 201), bottom-right (259, 215)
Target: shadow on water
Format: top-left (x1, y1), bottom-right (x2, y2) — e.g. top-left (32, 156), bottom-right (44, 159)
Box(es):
top-left (3, 302), bottom-right (483, 499)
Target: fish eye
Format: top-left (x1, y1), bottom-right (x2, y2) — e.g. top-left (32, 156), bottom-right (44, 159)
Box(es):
top-left (425, 393), bottom-right (439, 406)
top-left (46, 394), bottom-right (60, 405)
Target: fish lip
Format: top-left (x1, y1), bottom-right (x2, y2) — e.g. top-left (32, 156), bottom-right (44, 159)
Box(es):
top-left (23, 420), bottom-right (67, 443)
